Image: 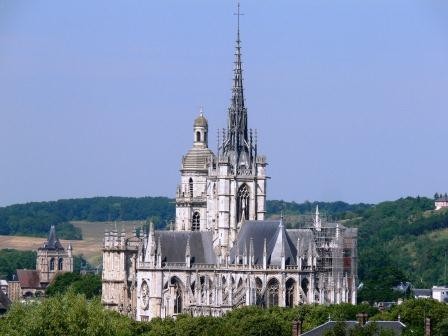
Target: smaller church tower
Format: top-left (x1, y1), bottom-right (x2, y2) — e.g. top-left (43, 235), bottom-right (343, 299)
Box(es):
top-left (175, 109), bottom-right (216, 231)
top-left (36, 225), bottom-right (74, 286)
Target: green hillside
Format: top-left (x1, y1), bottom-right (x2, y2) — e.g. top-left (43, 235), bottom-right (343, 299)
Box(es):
top-left (1, 195), bottom-right (447, 302)
top-left (345, 197), bottom-right (448, 301)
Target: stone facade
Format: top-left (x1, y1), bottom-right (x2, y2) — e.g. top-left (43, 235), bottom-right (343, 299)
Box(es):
top-left (101, 13), bottom-right (358, 321)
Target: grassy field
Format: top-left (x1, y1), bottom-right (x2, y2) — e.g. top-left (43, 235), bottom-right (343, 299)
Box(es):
top-left (0, 220), bottom-right (145, 265)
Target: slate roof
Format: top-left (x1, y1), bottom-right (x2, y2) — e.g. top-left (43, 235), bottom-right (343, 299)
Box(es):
top-left (16, 269), bottom-right (42, 289)
top-left (155, 231), bottom-right (216, 264)
top-left (301, 321), bottom-right (406, 336)
top-left (39, 225), bottom-right (64, 251)
top-left (413, 288), bottom-right (432, 297)
top-left (0, 290), bottom-right (11, 312)
top-left (229, 220), bottom-right (318, 266)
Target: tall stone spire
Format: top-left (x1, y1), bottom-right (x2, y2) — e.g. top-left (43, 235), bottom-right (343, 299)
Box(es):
top-left (221, 2), bottom-right (254, 172)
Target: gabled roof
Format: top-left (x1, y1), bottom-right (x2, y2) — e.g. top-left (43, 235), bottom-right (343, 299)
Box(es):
top-left (301, 320), bottom-right (406, 336)
top-left (155, 231), bottom-right (216, 265)
top-left (229, 220), bottom-right (319, 266)
top-left (16, 269), bottom-right (42, 289)
top-left (39, 225), bottom-right (65, 251)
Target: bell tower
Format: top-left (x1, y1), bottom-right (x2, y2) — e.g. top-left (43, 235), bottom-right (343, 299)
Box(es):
top-left (175, 109), bottom-right (215, 231)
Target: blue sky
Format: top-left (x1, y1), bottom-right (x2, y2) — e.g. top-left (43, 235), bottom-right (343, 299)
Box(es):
top-left (1, 0), bottom-right (448, 206)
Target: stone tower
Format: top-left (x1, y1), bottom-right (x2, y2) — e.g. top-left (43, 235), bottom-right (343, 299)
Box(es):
top-left (36, 225), bottom-right (73, 286)
top-left (101, 226), bottom-right (139, 316)
top-left (175, 109), bottom-right (215, 231)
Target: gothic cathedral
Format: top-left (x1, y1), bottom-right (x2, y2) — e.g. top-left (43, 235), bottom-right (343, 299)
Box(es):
top-left (101, 9), bottom-right (358, 320)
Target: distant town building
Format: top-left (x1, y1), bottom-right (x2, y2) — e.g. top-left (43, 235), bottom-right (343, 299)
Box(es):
top-left (413, 286), bottom-right (448, 303)
top-left (434, 193), bottom-right (448, 210)
top-left (101, 6), bottom-right (358, 321)
top-left (1, 225), bottom-right (74, 301)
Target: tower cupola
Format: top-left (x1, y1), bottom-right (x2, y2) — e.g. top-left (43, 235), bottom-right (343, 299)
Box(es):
top-left (193, 108), bottom-right (208, 148)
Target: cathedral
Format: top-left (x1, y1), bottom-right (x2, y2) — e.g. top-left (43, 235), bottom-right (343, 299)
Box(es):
top-left (101, 10), bottom-right (358, 321)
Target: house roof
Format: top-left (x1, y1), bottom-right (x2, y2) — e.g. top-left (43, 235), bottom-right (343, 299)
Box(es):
top-left (414, 288), bottom-right (432, 297)
top-left (16, 269), bottom-right (42, 289)
top-left (301, 320), bottom-right (406, 336)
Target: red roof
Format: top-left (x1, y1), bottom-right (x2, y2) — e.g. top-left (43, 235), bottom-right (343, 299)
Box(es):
top-left (16, 269), bottom-right (42, 289)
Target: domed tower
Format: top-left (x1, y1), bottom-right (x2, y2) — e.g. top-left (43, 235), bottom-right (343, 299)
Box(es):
top-left (175, 109), bottom-right (216, 231)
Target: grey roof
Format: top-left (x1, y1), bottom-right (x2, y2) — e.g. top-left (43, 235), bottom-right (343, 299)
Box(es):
top-left (301, 321), bottom-right (358, 336)
top-left (181, 147), bottom-right (215, 171)
top-left (39, 225), bottom-right (64, 251)
top-left (229, 220), bottom-right (320, 266)
top-left (155, 231), bottom-right (216, 264)
top-left (414, 288), bottom-right (432, 297)
top-left (302, 321), bottom-right (406, 336)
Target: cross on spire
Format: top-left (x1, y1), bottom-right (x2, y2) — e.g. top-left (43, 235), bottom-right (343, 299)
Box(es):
top-left (234, 2), bottom-right (244, 43)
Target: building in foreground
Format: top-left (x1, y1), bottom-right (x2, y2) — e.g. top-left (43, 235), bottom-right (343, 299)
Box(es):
top-left (101, 8), bottom-right (358, 321)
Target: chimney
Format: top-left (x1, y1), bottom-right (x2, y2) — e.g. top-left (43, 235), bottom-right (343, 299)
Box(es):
top-left (425, 317), bottom-right (431, 336)
top-left (291, 320), bottom-right (302, 336)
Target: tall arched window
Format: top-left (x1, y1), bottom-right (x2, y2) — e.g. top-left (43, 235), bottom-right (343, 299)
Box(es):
top-left (49, 258), bottom-right (55, 271)
top-left (171, 277), bottom-right (183, 314)
top-left (58, 258), bottom-right (63, 271)
top-left (266, 278), bottom-right (279, 308)
top-left (196, 131), bottom-right (201, 142)
top-left (255, 277), bottom-right (265, 307)
top-left (301, 278), bottom-right (309, 298)
top-left (237, 184), bottom-right (250, 223)
top-left (189, 178), bottom-right (193, 197)
top-left (192, 211), bottom-right (200, 231)
top-left (286, 278), bottom-right (296, 307)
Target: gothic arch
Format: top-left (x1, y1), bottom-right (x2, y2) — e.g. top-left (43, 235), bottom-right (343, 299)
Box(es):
top-left (170, 276), bottom-right (184, 315)
top-left (236, 184), bottom-right (250, 223)
top-left (301, 278), bottom-right (309, 298)
top-left (285, 278), bottom-right (296, 307)
top-left (255, 277), bottom-right (265, 307)
top-left (58, 257), bottom-right (63, 271)
top-left (266, 278), bottom-right (279, 308)
top-left (50, 257), bottom-right (55, 271)
top-left (192, 211), bottom-right (200, 231)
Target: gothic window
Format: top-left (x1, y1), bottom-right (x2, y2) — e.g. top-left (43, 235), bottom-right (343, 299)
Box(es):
top-left (171, 277), bottom-right (183, 315)
top-left (286, 278), bottom-right (296, 307)
top-left (192, 212), bottom-right (200, 231)
top-left (237, 184), bottom-right (250, 223)
top-left (189, 178), bottom-right (193, 197)
top-left (58, 258), bottom-right (63, 271)
top-left (255, 277), bottom-right (265, 307)
top-left (50, 258), bottom-right (55, 271)
top-left (266, 278), bottom-right (279, 308)
top-left (301, 278), bottom-right (309, 298)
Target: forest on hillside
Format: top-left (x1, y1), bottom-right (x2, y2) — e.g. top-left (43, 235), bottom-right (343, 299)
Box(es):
top-left (0, 197), bottom-right (368, 239)
top-left (1, 196), bottom-right (448, 300)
